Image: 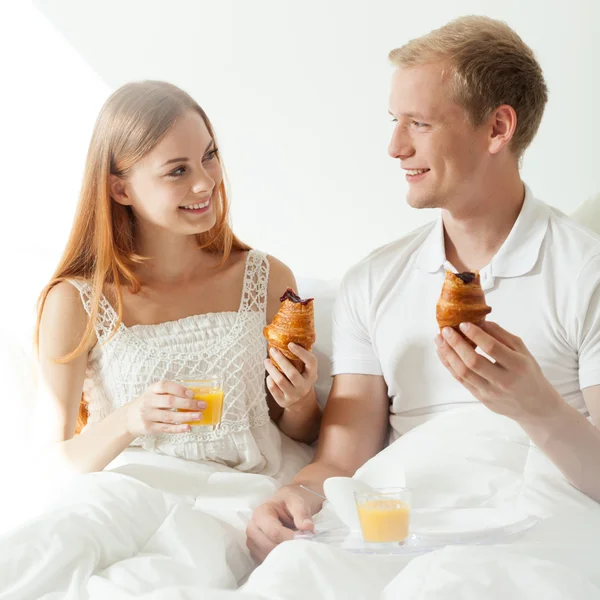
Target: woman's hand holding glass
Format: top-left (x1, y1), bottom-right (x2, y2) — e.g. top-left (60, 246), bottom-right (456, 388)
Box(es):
top-left (125, 380), bottom-right (207, 436)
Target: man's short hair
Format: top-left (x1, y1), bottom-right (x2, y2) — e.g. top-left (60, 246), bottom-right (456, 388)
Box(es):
top-left (389, 16), bottom-right (548, 157)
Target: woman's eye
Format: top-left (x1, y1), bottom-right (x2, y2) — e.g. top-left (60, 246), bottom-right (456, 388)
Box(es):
top-left (203, 149), bottom-right (219, 162)
top-left (168, 166), bottom-right (187, 177)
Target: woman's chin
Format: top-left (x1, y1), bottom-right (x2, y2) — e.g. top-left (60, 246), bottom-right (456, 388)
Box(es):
top-left (177, 211), bottom-right (217, 235)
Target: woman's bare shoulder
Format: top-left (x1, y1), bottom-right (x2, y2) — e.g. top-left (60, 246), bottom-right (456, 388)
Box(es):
top-left (40, 281), bottom-right (93, 355)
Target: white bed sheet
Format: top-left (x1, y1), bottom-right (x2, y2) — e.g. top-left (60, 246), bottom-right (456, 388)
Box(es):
top-left (242, 406), bottom-right (600, 600)
top-left (0, 434), bottom-right (313, 600)
top-left (2, 406), bottom-right (599, 600)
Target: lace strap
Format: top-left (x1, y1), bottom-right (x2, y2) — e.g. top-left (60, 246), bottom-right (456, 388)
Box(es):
top-left (67, 279), bottom-right (120, 343)
top-left (239, 250), bottom-right (269, 315)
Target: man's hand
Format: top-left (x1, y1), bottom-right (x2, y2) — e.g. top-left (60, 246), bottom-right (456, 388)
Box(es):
top-left (246, 485), bottom-right (318, 563)
top-left (247, 373), bottom-right (390, 562)
top-left (435, 320), bottom-right (563, 422)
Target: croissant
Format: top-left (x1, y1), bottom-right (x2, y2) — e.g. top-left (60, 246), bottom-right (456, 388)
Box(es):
top-left (436, 271), bottom-right (491, 347)
top-left (263, 288), bottom-right (316, 373)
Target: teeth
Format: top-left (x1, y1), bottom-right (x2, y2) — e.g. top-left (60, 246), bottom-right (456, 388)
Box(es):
top-left (181, 200), bottom-right (209, 209)
top-left (406, 169), bottom-right (428, 175)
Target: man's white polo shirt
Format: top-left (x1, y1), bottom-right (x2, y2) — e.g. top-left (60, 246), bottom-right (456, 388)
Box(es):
top-left (331, 185), bottom-right (600, 433)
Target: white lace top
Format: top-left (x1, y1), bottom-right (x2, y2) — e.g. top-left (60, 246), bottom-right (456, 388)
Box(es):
top-left (69, 250), bottom-right (283, 475)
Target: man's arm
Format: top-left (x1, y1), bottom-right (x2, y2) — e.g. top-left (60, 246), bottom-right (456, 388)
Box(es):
top-left (247, 262), bottom-right (388, 562)
top-left (438, 321), bottom-right (600, 503)
top-left (586, 385), bottom-right (600, 428)
top-left (518, 385), bottom-right (600, 502)
top-left (246, 373), bottom-right (389, 562)
top-left (291, 373), bottom-right (390, 496)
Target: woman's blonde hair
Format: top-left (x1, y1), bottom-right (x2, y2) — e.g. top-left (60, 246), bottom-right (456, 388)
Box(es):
top-left (36, 80), bottom-right (250, 431)
top-left (389, 16), bottom-right (548, 157)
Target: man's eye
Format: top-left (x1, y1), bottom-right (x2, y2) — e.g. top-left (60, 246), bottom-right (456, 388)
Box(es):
top-left (412, 120), bottom-right (427, 128)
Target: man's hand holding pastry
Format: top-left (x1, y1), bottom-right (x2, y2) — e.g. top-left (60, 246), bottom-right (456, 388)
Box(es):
top-left (435, 321), bottom-right (563, 422)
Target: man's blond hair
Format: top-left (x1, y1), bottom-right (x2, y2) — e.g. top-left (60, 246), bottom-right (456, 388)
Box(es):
top-left (389, 16), bottom-right (548, 157)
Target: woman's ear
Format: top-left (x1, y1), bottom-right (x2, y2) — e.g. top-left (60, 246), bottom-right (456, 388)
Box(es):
top-left (110, 175), bottom-right (132, 206)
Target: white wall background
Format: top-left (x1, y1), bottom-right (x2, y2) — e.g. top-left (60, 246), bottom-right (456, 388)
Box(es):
top-left (2, 0), bottom-right (600, 344)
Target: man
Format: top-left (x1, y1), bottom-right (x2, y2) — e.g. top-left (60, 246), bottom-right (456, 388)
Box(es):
top-left (246, 15), bottom-right (600, 562)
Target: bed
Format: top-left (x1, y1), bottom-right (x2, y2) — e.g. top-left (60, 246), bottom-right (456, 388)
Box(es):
top-left (1, 194), bottom-right (599, 599)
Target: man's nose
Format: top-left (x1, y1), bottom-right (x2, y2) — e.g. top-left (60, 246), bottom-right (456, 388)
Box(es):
top-left (388, 125), bottom-right (414, 160)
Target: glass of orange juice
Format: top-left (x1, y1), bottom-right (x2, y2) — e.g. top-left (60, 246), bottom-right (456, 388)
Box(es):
top-left (174, 377), bottom-right (225, 431)
top-left (355, 487), bottom-right (411, 544)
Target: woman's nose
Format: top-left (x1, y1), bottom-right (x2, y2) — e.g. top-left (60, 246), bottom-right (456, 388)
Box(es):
top-left (191, 167), bottom-right (214, 195)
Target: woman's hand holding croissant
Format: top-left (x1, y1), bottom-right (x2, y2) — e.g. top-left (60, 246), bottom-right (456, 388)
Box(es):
top-left (264, 343), bottom-right (318, 410)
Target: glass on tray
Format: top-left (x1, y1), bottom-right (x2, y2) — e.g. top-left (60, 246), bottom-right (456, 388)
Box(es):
top-left (355, 487), bottom-right (411, 544)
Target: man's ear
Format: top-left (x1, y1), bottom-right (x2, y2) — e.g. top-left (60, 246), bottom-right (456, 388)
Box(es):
top-left (110, 175), bottom-right (132, 206)
top-left (488, 104), bottom-right (517, 155)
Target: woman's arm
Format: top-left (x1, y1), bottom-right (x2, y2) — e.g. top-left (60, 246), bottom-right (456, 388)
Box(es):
top-left (34, 282), bottom-right (135, 474)
top-left (264, 256), bottom-right (321, 443)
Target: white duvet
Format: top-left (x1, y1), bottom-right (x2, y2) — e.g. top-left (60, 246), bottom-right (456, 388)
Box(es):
top-left (2, 406), bottom-right (599, 600)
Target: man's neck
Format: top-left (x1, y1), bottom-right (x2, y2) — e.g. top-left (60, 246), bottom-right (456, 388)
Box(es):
top-left (443, 175), bottom-right (525, 273)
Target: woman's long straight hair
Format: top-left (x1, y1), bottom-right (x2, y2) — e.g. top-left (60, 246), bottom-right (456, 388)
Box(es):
top-left (36, 81), bottom-right (250, 432)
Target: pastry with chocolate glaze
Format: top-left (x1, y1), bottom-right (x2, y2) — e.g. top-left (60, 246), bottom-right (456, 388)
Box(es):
top-left (436, 271), bottom-right (492, 347)
top-left (263, 288), bottom-right (316, 373)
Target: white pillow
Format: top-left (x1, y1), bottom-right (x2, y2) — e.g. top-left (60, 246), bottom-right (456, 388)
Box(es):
top-left (570, 193), bottom-right (600, 234)
top-left (296, 277), bottom-right (340, 408)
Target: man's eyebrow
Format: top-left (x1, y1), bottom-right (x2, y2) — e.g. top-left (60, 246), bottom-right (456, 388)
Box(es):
top-left (388, 110), bottom-right (429, 120)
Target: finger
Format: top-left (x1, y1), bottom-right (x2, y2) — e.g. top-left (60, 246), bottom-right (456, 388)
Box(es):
top-left (479, 321), bottom-right (527, 353)
top-left (436, 342), bottom-right (462, 381)
top-left (460, 322), bottom-right (522, 369)
top-left (436, 335), bottom-right (490, 392)
top-left (441, 327), bottom-right (499, 382)
top-left (151, 408), bottom-right (202, 424)
top-left (267, 349), bottom-right (303, 387)
top-left (246, 538), bottom-right (266, 564)
top-left (266, 375), bottom-right (288, 407)
top-left (287, 343), bottom-right (318, 375)
top-left (150, 423), bottom-right (191, 434)
top-left (265, 358), bottom-right (296, 394)
top-left (436, 347), bottom-right (482, 396)
top-left (151, 395), bottom-right (207, 411)
top-left (254, 504), bottom-right (295, 545)
top-left (246, 521), bottom-right (277, 563)
top-left (150, 380), bottom-right (194, 398)
top-left (285, 494), bottom-right (314, 531)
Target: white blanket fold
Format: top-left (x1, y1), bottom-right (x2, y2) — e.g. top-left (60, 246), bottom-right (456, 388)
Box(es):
top-left (2, 406), bottom-right (599, 600)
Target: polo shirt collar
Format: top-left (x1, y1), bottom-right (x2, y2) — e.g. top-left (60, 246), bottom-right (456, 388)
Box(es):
top-left (415, 184), bottom-right (550, 289)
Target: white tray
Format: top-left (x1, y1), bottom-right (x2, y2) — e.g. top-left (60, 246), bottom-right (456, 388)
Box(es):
top-left (294, 507), bottom-right (539, 555)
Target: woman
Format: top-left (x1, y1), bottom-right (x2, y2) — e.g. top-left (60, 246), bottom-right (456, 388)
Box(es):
top-left (35, 80), bottom-right (321, 477)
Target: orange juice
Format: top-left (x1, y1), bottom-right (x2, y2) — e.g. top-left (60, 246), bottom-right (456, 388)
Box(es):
top-left (177, 386), bottom-right (224, 427)
top-left (357, 498), bottom-right (410, 543)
